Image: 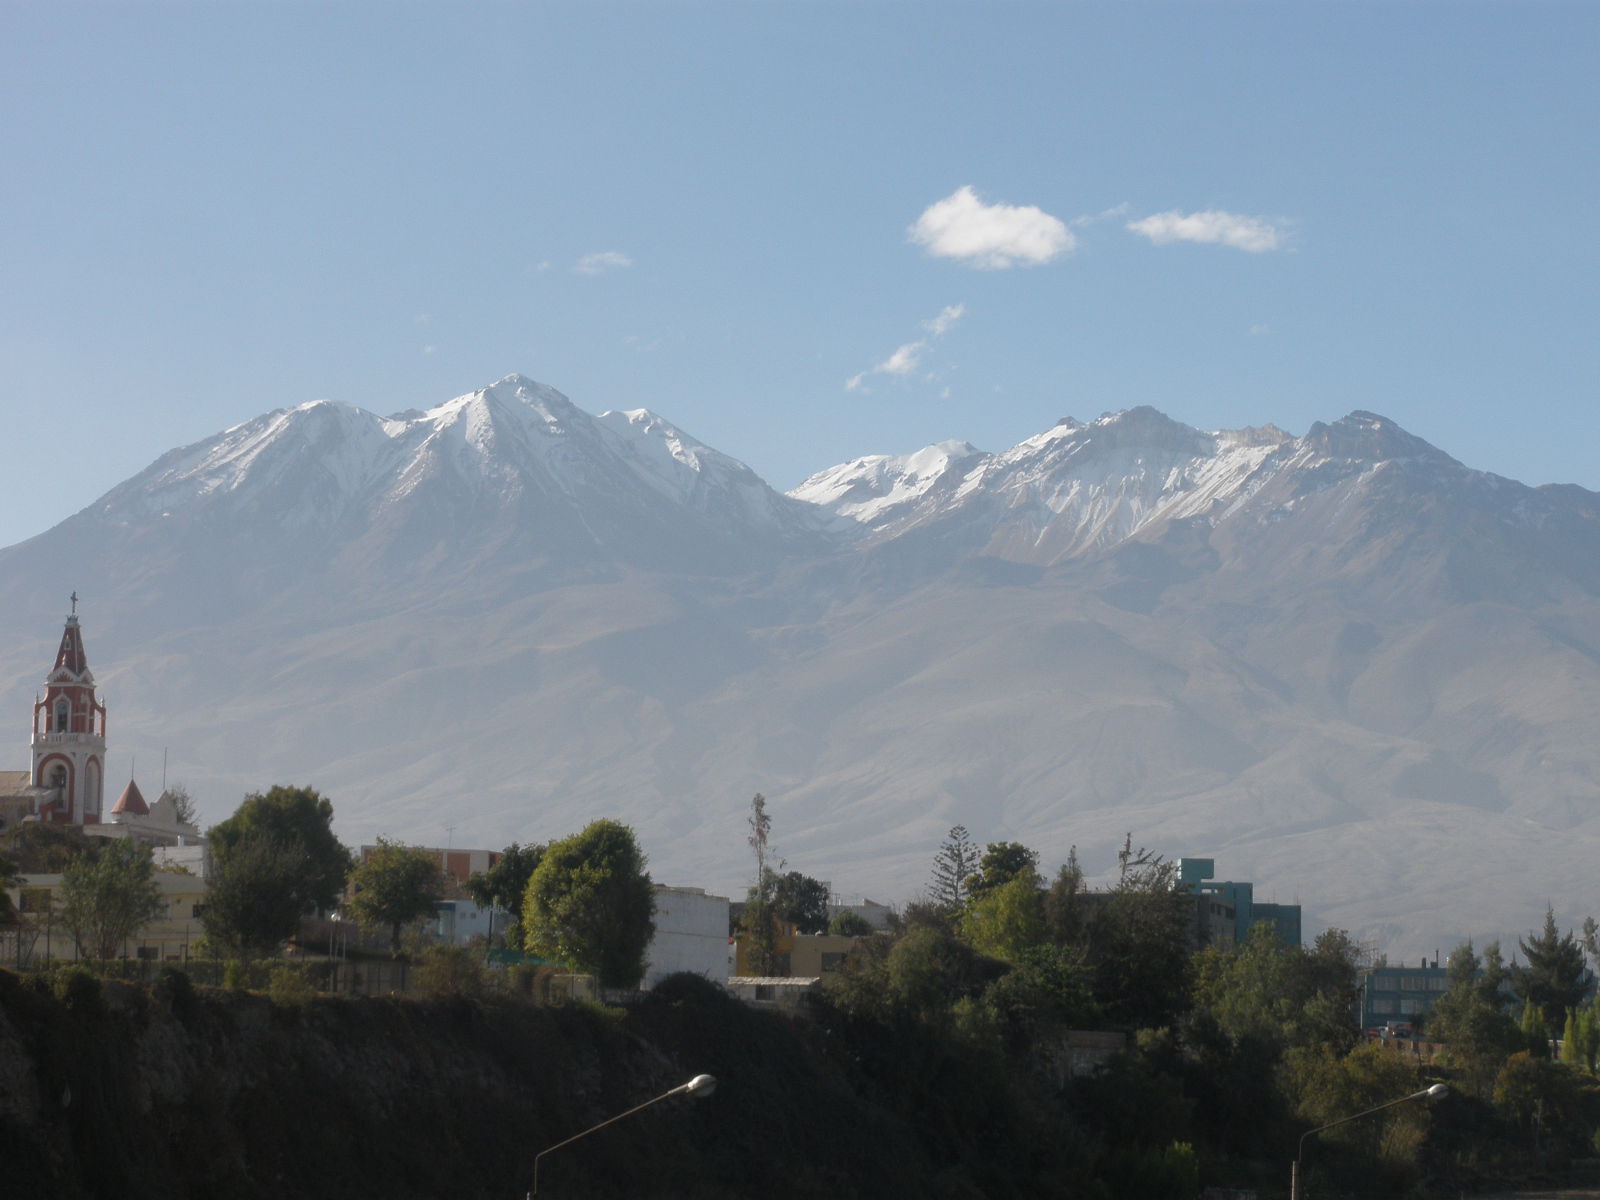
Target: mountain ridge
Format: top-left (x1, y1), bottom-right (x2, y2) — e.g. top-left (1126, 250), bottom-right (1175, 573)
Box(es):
top-left (2, 375), bottom-right (1598, 955)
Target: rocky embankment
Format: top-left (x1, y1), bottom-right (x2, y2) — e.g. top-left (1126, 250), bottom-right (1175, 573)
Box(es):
top-left (0, 969), bottom-right (1057, 1199)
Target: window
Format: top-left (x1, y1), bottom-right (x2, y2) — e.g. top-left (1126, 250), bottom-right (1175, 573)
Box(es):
top-left (54, 700), bottom-right (69, 732)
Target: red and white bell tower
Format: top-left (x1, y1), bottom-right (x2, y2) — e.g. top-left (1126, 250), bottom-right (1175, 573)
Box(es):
top-left (31, 594), bottom-right (108, 825)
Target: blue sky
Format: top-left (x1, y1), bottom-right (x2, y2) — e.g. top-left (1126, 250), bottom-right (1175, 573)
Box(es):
top-left (2, 2), bottom-right (1596, 549)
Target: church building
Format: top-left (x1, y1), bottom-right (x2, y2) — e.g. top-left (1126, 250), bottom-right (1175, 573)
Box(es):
top-left (31, 594), bottom-right (108, 825)
top-left (0, 598), bottom-right (200, 847)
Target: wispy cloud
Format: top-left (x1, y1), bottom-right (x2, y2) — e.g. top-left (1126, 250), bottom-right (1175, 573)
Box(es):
top-left (575, 251), bottom-right (634, 275)
top-left (910, 187), bottom-right (1074, 269)
top-left (846, 304), bottom-right (965, 392)
top-left (1126, 209), bottom-right (1287, 253)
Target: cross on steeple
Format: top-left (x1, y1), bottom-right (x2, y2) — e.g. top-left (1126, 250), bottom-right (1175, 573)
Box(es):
top-left (70, 591), bottom-right (78, 615)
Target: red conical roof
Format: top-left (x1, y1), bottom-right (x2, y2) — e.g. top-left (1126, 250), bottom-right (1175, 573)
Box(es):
top-left (112, 779), bottom-right (150, 817)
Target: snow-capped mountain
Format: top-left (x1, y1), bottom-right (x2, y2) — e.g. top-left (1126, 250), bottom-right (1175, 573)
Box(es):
top-left (3, 376), bottom-right (1599, 955)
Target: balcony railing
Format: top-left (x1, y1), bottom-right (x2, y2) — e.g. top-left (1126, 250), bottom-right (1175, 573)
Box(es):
top-left (33, 731), bottom-right (100, 745)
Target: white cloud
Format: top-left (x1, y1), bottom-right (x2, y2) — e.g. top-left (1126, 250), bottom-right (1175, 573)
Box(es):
top-left (879, 342), bottom-right (922, 375)
top-left (1126, 209), bottom-right (1286, 252)
top-left (845, 304), bottom-right (965, 392)
top-left (909, 186), bottom-right (1074, 269)
top-left (923, 303), bottom-right (965, 337)
top-left (575, 251), bottom-right (634, 275)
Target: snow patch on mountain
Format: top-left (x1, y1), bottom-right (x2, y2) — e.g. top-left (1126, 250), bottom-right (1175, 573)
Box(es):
top-left (789, 439), bottom-right (986, 525)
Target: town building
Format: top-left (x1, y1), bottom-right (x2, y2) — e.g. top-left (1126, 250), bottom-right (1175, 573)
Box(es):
top-left (28, 595), bottom-right (107, 826)
top-left (1359, 959), bottom-right (1451, 1033)
top-left (4, 599), bottom-right (199, 846)
top-left (1179, 857), bottom-right (1302, 947)
top-left (643, 885), bottom-right (731, 988)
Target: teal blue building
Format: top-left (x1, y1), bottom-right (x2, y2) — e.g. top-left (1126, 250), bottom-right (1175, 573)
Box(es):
top-left (1179, 858), bottom-right (1302, 948)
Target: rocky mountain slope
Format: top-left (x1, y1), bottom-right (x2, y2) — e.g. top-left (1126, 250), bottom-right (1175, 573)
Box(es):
top-left (2, 377), bottom-right (1597, 954)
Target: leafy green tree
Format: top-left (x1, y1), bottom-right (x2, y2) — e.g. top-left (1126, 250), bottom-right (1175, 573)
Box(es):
top-left (1515, 905), bottom-right (1593, 1035)
top-left (961, 867), bottom-right (1045, 962)
top-left (929, 824), bottom-right (978, 910)
top-left (1284, 1042), bottom-right (1431, 1178)
top-left (1193, 923), bottom-right (1360, 1054)
top-left (208, 785), bottom-right (353, 914)
top-left (523, 819), bottom-right (655, 988)
top-left (982, 942), bottom-right (1098, 1053)
top-left (1087, 836), bottom-right (1193, 1028)
top-left (1043, 847), bottom-right (1088, 946)
top-left (769, 869), bottom-right (831, 935)
top-left (59, 838), bottom-right (165, 959)
top-left (1, 822), bottom-right (94, 872)
top-left (1428, 939), bottom-right (1520, 1097)
top-left (201, 835), bottom-right (311, 958)
top-left (966, 841), bottom-right (1039, 901)
top-left (1494, 1050), bottom-right (1585, 1155)
top-left (349, 838), bottom-right (446, 957)
top-left (465, 841), bottom-right (544, 944)
top-left (1519, 998), bottom-right (1552, 1057)
top-left (829, 910), bottom-right (873, 937)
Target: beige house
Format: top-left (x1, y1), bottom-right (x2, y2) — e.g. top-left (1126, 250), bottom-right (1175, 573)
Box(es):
top-left (4, 869), bottom-right (208, 964)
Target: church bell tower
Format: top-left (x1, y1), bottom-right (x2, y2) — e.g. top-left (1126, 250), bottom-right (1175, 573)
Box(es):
top-left (31, 594), bottom-right (108, 825)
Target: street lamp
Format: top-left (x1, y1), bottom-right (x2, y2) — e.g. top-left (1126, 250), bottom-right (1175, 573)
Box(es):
top-left (1291, 1082), bottom-right (1447, 1200)
top-left (528, 1073), bottom-right (717, 1197)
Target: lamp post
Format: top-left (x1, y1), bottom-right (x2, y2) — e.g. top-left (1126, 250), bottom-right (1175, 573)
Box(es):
top-left (1290, 1082), bottom-right (1447, 1200)
top-left (528, 1073), bottom-right (716, 1197)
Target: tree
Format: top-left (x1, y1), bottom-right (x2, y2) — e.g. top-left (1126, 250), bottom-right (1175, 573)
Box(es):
top-left (1515, 905), bottom-right (1593, 1035)
top-left (349, 839), bottom-right (446, 957)
top-left (1, 822), bottom-right (95, 872)
top-left (961, 867), bottom-right (1046, 962)
top-left (1428, 939), bottom-right (1519, 1097)
top-left (59, 838), bottom-right (165, 959)
top-left (202, 835), bottom-right (312, 959)
top-left (966, 841), bottom-right (1039, 901)
top-left (1192, 923), bottom-right (1360, 1054)
top-left (743, 794), bottom-right (780, 975)
top-left (208, 785), bottom-right (353, 915)
top-left (161, 783), bottom-right (199, 827)
top-left (1087, 836), bottom-right (1193, 1028)
top-left (829, 910), bottom-right (873, 937)
top-left (929, 825), bottom-right (978, 910)
top-left (769, 869), bottom-right (830, 935)
top-left (1044, 847), bottom-right (1088, 946)
top-left (465, 841), bottom-right (544, 944)
top-left (523, 819), bottom-right (655, 988)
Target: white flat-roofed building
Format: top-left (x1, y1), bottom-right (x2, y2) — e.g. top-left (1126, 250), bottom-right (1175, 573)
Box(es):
top-left (643, 885), bottom-right (731, 989)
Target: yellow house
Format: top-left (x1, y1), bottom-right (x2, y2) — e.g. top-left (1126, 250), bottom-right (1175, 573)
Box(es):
top-left (732, 923), bottom-right (862, 978)
top-left (5, 870), bottom-right (208, 964)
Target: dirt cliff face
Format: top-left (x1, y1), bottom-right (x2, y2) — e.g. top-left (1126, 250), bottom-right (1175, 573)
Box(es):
top-left (0, 970), bottom-right (1060, 1200)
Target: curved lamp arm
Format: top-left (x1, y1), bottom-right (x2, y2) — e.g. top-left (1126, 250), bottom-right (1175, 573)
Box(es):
top-left (529, 1074), bottom-right (716, 1197)
top-left (1292, 1083), bottom-right (1446, 1200)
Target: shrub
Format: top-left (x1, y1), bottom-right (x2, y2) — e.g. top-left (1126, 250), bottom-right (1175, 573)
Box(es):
top-left (52, 964), bottom-right (103, 1013)
top-left (415, 944), bottom-right (487, 1001)
top-left (268, 965), bottom-right (317, 1007)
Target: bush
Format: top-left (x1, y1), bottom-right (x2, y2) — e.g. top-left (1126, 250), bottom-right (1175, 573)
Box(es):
top-left (156, 966), bottom-right (202, 1022)
top-left (51, 964), bottom-right (103, 1013)
top-left (223, 959), bottom-right (267, 990)
top-left (268, 965), bottom-right (317, 1007)
top-left (415, 944), bottom-right (487, 1001)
